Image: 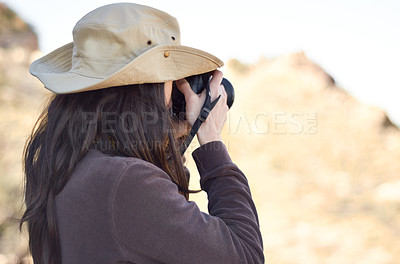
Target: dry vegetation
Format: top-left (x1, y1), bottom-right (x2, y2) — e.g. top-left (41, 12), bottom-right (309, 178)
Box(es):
top-left (1, 4), bottom-right (400, 263)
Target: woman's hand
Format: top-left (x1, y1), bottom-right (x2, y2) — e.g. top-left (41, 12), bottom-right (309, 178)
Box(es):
top-left (176, 70), bottom-right (228, 145)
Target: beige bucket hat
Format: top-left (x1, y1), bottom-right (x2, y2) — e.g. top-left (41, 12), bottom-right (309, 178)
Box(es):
top-left (30, 3), bottom-right (223, 94)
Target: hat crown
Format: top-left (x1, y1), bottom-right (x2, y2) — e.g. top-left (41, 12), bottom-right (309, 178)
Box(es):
top-left (71, 3), bottom-right (181, 78)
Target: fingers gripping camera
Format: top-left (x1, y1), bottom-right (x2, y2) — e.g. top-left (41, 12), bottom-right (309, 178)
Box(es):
top-left (171, 72), bottom-right (234, 154)
top-left (171, 72), bottom-right (234, 121)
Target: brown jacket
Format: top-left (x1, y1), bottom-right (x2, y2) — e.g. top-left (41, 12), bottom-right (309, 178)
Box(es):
top-left (55, 141), bottom-right (264, 263)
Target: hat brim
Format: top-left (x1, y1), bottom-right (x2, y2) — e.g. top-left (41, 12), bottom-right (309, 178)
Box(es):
top-left (30, 43), bottom-right (224, 94)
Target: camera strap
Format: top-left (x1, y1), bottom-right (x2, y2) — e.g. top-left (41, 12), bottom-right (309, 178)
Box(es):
top-left (180, 83), bottom-right (221, 155)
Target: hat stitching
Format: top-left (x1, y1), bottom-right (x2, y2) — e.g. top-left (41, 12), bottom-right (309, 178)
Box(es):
top-left (73, 17), bottom-right (177, 30)
top-left (71, 55), bottom-right (131, 64)
top-left (69, 71), bottom-right (103, 80)
top-left (33, 43), bottom-right (73, 65)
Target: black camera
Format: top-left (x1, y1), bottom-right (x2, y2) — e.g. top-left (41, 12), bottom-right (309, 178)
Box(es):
top-left (171, 72), bottom-right (235, 120)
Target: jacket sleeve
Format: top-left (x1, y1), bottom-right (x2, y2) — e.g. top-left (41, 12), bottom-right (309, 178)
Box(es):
top-left (111, 141), bottom-right (264, 264)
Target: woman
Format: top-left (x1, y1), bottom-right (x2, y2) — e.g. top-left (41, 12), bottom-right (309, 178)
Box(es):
top-left (21, 3), bottom-right (264, 264)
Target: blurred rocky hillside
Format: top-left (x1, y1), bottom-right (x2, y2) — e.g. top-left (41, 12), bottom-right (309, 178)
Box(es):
top-left (0, 3), bottom-right (37, 51)
top-left (188, 53), bottom-right (400, 264)
top-left (1, 3), bottom-right (400, 264)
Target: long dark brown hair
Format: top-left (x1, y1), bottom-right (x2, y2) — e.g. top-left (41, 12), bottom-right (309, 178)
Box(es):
top-left (20, 83), bottom-right (189, 264)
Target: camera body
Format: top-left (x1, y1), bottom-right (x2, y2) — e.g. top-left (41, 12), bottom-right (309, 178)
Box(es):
top-left (171, 72), bottom-right (234, 120)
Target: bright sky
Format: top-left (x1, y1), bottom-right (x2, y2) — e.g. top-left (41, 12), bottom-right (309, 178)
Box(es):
top-left (4, 0), bottom-right (400, 126)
